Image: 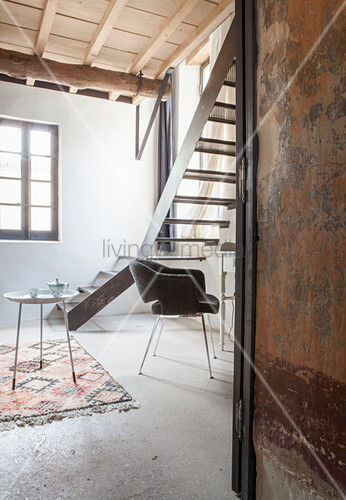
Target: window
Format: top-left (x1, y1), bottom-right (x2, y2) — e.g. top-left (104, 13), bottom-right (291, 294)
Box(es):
top-left (0, 118), bottom-right (58, 241)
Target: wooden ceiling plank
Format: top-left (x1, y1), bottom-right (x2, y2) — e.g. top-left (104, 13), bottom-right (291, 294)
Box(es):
top-left (127, 0), bottom-right (199, 75)
top-left (0, 48), bottom-right (171, 100)
top-left (83, 0), bottom-right (128, 66)
top-left (35, 0), bottom-right (58, 56)
top-left (156, 0), bottom-right (235, 79)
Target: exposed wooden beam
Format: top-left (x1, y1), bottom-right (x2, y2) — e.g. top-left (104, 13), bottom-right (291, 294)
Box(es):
top-left (35, 0), bottom-right (58, 56)
top-left (132, 95), bottom-right (144, 106)
top-left (156, 0), bottom-right (235, 79)
top-left (83, 0), bottom-right (128, 66)
top-left (127, 0), bottom-right (199, 75)
top-left (186, 38), bottom-right (210, 66)
top-left (108, 91), bottom-right (120, 100)
top-left (0, 48), bottom-right (171, 100)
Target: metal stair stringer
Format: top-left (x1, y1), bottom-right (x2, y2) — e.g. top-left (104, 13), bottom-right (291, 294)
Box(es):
top-left (66, 20), bottom-right (236, 331)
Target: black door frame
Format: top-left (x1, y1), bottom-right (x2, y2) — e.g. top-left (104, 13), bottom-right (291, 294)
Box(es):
top-left (232, 0), bottom-right (258, 498)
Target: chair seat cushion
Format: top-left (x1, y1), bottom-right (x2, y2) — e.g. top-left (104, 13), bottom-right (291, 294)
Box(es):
top-left (151, 293), bottom-right (219, 315)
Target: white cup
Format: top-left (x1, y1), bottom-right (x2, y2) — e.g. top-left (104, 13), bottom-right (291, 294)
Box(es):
top-left (29, 288), bottom-right (39, 298)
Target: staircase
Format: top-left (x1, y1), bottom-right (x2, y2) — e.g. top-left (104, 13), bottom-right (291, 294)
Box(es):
top-left (61, 21), bottom-right (236, 331)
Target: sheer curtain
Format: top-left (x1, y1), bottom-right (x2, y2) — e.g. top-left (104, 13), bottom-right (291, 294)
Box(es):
top-left (181, 16), bottom-right (235, 240)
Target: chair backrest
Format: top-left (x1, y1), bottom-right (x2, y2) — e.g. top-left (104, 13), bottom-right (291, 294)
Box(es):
top-left (129, 259), bottom-right (160, 303)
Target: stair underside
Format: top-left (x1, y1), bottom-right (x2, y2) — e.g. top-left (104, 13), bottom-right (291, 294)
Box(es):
top-left (163, 217), bottom-right (229, 228)
top-left (184, 168), bottom-right (236, 183)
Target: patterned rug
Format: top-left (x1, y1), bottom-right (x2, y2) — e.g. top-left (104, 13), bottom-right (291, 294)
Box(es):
top-left (0, 338), bottom-right (139, 431)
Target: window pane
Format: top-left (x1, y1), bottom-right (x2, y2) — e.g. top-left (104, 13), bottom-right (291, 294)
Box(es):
top-left (0, 179), bottom-right (21, 204)
top-left (31, 156), bottom-right (51, 180)
top-left (31, 181), bottom-right (51, 206)
top-left (0, 125), bottom-right (21, 153)
top-left (0, 205), bottom-right (21, 230)
top-left (30, 130), bottom-right (51, 156)
top-left (31, 207), bottom-right (51, 231)
top-left (0, 152), bottom-right (21, 178)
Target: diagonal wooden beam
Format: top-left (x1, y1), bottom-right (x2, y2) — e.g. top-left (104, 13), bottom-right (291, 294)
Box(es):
top-left (0, 48), bottom-right (171, 100)
top-left (35, 0), bottom-right (58, 56)
top-left (156, 0), bottom-right (235, 79)
top-left (126, 0), bottom-right (199, 75)
top-left (83, 0), bottom-right (128, 66)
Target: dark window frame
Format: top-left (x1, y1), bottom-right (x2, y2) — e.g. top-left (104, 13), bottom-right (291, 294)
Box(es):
top-left (0, 117), bottom-right (59, 241)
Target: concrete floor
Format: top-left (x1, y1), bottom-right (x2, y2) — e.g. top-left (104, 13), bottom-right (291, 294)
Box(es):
top-left (0, 313), bottom-right (236, 500)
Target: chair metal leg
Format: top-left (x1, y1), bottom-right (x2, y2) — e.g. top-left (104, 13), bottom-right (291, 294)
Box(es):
top-left (63, 301), bottom-right (76, 384)
top-left (12, 303), bottom-right (22, 390)
top-left (139, 315), bottom-right (160, 374)
top-left (153, 317), bottom-right (166, 356)
top-left (207, 314), bottom-right (216, 359)
top-left (201, 314), bottom-right (213, 379)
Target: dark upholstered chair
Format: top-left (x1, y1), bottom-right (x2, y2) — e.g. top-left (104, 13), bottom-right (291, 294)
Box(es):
top-left (129, 259), bottom-right (219, 378)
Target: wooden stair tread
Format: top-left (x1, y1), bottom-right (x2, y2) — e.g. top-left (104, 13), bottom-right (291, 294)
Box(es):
top-left (208, 102), bottom-right (236, 125)
top-left (79, 285), bottom-right (99, 294)
top-left (184, 168), bottom-right (236, 183)
top-left (223, 80), bottom-right (236, 87)
top-left (156, 237), bottom-right (219, 245)
top-left (148, 256), bottom-right (207, 261)
top-left (174, 195), bottom-right (235, 207)
top-left (195, 137), bottom-right (236, 157)
top-left (99, 270), bottom-right (118, 277)
top-left (163, 218), bottom-right (229, 227)
top-left (57, 302), bottom-right (77, 313)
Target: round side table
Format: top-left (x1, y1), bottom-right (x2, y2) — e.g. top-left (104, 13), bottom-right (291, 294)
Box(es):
top-left (4, 289), bottom-right (79, 390)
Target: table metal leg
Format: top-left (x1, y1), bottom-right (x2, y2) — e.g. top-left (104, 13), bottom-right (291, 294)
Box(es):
top-left (12, 303), bottom-right (22, 390)
top-left (62, 301), bottom-right (76, 384)
top-left (40, 303), bottom-right (43, 369)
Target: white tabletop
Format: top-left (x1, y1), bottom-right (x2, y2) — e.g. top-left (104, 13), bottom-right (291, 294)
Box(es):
top-left (4, 289), bottom-right (79, 304)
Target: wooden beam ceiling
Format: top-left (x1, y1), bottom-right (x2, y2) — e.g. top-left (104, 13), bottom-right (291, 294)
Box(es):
top-left (83, 0), bottom-right (128, 66)
top-left (0, 0), bottom-right (235, 103)
top-left (126, 0), bottom-right (199, 76)
top-left (156, 0), bottom-right (235, 79)
top-left (0, 48), bottom-right (171, 100)
top-left (35, 0), bottom-right (58, 57)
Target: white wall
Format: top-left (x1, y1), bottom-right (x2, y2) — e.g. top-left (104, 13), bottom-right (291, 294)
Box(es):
top-left (0, 82), bottom-right (157, 322)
